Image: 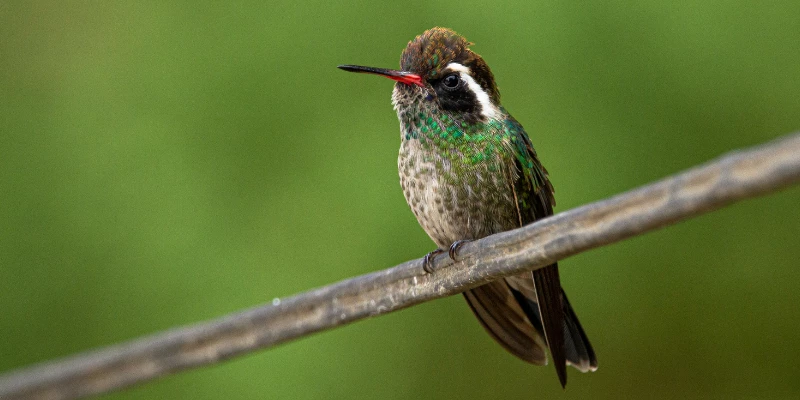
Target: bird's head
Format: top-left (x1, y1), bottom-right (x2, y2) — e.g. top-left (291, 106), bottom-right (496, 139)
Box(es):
top-left (339, 27), bottom-right (501, 122)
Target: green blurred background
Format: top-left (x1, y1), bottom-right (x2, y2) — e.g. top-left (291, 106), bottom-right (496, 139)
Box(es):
top-left (2, 1), bottom-right (800, 399)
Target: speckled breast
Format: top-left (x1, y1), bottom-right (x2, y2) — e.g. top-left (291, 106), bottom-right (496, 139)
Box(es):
top-left (397, 138), bottom-right (520, 249)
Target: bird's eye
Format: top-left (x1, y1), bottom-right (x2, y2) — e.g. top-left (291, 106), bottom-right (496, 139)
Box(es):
top-left (442, 74), bottom-right (460, 89)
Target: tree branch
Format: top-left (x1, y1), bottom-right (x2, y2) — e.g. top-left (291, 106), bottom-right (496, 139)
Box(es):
top-left (2, 133), bottom-right (799, 400)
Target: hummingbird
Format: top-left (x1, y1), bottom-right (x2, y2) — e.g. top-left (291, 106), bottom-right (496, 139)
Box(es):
top-left (339, 27), bottom-right (597, 387)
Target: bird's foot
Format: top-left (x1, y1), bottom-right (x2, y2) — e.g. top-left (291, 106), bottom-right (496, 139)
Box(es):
top-left (448, 240), bottom-right (473, 261)
top-left (423, 248), bottom-right (446, 273)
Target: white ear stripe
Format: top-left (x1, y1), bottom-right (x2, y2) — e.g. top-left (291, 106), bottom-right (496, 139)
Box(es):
top-left (446, 62), bottom-right (499, 120)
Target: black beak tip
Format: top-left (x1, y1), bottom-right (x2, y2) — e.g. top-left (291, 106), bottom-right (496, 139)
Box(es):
top-left (338, 65), bottom-right (360, 73)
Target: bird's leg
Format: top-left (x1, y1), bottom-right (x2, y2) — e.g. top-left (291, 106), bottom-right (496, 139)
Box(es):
top-left (448, 239), bottom-right (473, 261)
top-left (423, 248), bottom-right (446, 273)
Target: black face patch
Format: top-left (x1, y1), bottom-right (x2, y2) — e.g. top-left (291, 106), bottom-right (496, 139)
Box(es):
top-left (432, 73), bottom-right (479, 116)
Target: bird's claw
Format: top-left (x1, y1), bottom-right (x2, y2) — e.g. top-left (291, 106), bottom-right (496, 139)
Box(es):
top-left (423, 248), bottom-right (445, 273)
top-left (448, 240), bottom-right (473, 261)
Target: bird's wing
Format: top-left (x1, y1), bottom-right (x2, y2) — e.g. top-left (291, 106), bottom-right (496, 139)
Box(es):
top-left (462, 278), bottom-right (547, 365)
top-left (507, 117), bottom-right (568, 386)
top-left (464, 117), bottom-right (596, 385)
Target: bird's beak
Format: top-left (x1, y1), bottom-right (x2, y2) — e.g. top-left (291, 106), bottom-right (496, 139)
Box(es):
top-left (338, 65), bottom-right (425, 87)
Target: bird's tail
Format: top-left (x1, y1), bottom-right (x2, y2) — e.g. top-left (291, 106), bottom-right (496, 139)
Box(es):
top-left (509, 284), bottom-right (598, 373)
top-left (561, 291), bottom-right (597, 372)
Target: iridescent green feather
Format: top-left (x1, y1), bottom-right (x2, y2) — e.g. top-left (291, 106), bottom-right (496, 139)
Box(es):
top-left (405, 105), bottom-right (552, 214)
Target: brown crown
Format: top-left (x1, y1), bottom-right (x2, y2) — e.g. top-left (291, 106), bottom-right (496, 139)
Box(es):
top-left (400, 27), bottom-right (500, 103)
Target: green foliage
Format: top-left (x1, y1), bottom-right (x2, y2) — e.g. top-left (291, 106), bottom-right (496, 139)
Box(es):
top-left (2, 1), bottom-right (799, 399)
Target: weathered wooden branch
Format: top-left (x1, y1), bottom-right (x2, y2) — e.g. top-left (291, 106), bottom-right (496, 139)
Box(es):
top-left (2, 132), bottom-right (799, 400)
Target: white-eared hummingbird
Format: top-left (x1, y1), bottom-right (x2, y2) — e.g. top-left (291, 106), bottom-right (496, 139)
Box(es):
top-left (339, 27), bottom-right (597, 387)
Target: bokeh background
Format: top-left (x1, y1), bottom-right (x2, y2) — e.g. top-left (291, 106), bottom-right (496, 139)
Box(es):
top-left (2, 1), bottom-right (800, 399)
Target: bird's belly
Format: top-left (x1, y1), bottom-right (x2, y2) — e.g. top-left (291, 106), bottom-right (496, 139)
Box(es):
top-left (398, 147), bottom-right (519, 249)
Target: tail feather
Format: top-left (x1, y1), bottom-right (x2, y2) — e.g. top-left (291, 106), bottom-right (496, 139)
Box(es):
top-left (508, 281), bottom-right (598, 373)
top-left (562, 291), bottom-right (597, 372)
top-left (464, 275), bottom-right (597, 384)
top-left (533, 265), bottom-right (567, 387)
